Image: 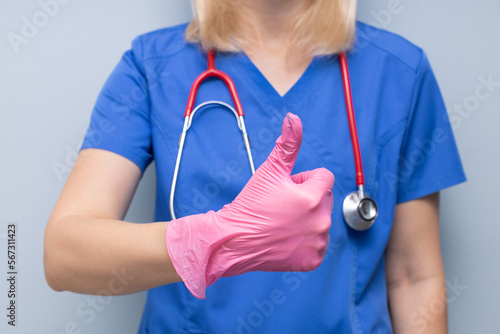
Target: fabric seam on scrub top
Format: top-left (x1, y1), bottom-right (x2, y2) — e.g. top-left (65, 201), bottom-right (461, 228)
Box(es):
top-left (359, 32), bottom-right (423, 74)
top-left (349, 121), bottom-right (407, 333)
top-left (349, 235), bottom-right (364, 334)
top-left (399, 53), bottom-right (427, 147)
top-left (180, 292), bottom-right (196, 334)
top-left (139, 24), bottom-right (188, 61)
top-left (138, 34), bottom-right (198, 332)
top-left (150, 116), bottom-right (179, 167)
top-left (366, 119), bottom-right (408, 199)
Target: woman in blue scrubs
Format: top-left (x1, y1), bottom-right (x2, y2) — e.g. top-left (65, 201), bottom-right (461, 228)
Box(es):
top-left (44, 0), bottom-right (466, 333)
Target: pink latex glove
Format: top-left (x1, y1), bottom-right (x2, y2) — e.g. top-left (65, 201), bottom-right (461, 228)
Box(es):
top-left (166, 113), bottom-right (334, 299)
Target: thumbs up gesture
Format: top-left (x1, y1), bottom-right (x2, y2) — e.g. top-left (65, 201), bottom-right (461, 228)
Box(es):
top-left (166, 113), bottom-right (335, 299)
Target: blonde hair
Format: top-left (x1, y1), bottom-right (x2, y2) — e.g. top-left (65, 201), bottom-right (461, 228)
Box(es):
top-left (186, 0), bottom-right (357, 56)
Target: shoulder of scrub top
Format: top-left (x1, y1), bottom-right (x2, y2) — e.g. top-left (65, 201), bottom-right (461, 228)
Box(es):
top-left (354, 20), bottom-right (425, 75)
top-left (130, 22), bottom-right (191, 62)
top-left (127, 20), bottom-right (429, 76)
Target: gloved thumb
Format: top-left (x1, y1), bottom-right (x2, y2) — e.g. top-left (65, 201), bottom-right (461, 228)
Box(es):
top-left (261, 113), bottom-right (303, 176)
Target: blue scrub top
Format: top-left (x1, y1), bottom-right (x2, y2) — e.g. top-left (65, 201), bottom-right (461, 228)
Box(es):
top-left (81, 22), bottom-right (466, 333)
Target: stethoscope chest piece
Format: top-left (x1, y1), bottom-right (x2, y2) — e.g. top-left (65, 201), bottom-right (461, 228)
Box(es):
top-left (343, 186), bottom-right (378, 231)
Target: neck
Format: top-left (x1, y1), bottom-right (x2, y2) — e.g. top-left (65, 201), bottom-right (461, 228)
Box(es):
top-left (239, 0), bottom-right (310, 52)
top-left (236, 0), bottom-right (315, 96)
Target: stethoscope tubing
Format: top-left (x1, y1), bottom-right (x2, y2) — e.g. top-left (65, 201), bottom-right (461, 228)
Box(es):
top-left (169, 101), bottom-right (255, 220)
top-left (169, 50), bottom-right (377, 230)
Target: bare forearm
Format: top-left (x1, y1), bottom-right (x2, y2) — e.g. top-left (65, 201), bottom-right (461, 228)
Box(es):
top-left (44, 215), bottom-right (181, 295)
top-left (388, 276), bottom-right (448, 334)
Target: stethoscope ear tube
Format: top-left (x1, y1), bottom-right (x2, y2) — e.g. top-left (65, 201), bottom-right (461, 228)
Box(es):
top-left (169, 101), bottom-right (255, 220)
top-left (170, 51), bottom-right (378, 230)
top-left (169, 50), bottom-right (254, 220)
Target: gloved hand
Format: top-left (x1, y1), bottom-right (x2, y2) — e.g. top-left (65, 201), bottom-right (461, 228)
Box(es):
top-left (166, 113), bottom-right (335, 299)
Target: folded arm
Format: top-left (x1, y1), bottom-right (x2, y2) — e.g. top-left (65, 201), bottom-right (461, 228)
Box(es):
top-left (44, 148), bottom-right (181, 295)
top-left (44, 114), bottom-right (334, 299)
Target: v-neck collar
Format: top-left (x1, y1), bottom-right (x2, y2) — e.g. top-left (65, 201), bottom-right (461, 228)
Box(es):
top-left (225, 51), bottom-right (324, 108)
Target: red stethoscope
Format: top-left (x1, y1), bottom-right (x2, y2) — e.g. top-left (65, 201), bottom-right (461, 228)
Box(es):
top-left (169, 50), bottom-right (378, 231)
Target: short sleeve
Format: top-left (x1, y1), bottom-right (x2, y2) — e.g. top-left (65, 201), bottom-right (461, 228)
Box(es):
top-left (396, 52), bottom-right (466, 203)
top-left (80, 37), bottom-right (153, 172)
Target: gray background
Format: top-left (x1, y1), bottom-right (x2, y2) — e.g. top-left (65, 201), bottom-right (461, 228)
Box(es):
top-left (0, 0), bottom-right (498, 333)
